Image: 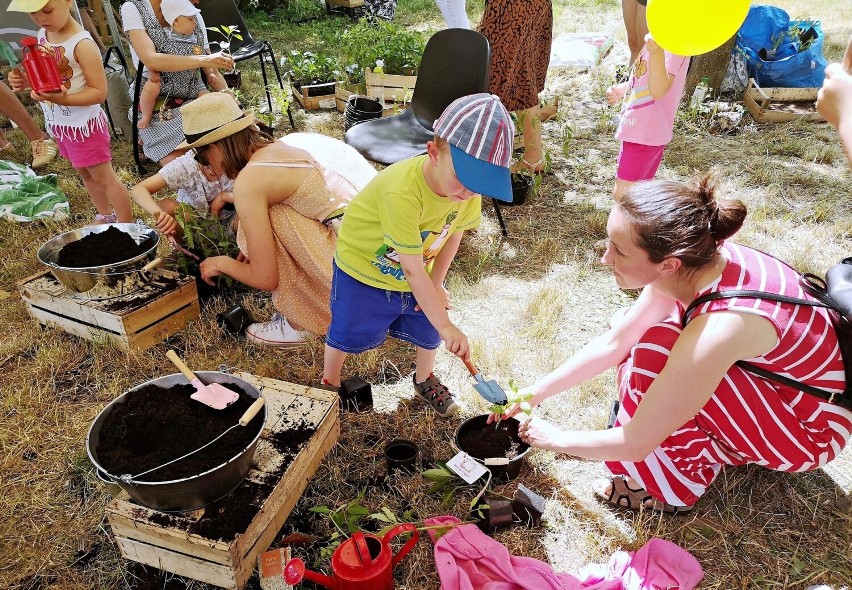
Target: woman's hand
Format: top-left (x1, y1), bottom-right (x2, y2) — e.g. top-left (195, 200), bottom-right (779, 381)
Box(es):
top-left (203, 51), bottom-right (235, 71)
top-left (199, 255), bottom-right (230, 286)
top-left (153, 210), bottom-right (178, 236)
top-left (210, 190), bottom-right (233, 217)
top-left (7, 68), bottom-right (27, 92)
top-left (517, 416), bottom-right (569, 451)
top-left (487, 387), bottom-right (542, 423)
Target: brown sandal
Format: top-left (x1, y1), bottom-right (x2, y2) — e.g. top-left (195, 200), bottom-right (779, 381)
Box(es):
top-left (596, 475), bottom-right (695, 516)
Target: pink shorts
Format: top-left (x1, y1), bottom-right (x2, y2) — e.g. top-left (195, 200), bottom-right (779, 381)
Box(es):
top-left (616, 141), bottom-right (665, 182)
top-left (55, 121), bottom-right (112, 169)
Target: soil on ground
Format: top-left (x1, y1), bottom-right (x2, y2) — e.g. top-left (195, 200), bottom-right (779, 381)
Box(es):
top-left (95, 382), bottom-right (262, 481)
top-left (57, 226), bottom-right (155, 268)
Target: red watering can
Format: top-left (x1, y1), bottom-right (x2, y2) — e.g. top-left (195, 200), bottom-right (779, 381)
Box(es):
top-left (20, 37), bottom-right (63, 94)
top-left (284, 523), bottom-right (419, 590)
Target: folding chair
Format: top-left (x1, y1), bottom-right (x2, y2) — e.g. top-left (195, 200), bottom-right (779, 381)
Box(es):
top-left (199, 0), bottom-right (294, 129)
top-left (344, 29), bottom-right (510, 235)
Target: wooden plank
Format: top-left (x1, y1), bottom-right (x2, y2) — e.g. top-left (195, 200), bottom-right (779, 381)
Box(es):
top-left (125, 299), bottom-right (200, 350)
top-left (365, 70), bottom-right (417, 103)
top-left (115, 536), bottom-right (238, 589)
top-left (290, 83), bottom-right (336, 111)
top-left (326, 0), bottom-right (364, 6)
top-left (232, 411), bottom-right (339, 585)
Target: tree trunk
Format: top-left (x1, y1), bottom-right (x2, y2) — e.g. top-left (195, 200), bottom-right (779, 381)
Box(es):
top-left (682, 36), bottom-right (737, 102)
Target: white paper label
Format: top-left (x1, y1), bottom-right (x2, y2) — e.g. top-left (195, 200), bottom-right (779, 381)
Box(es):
top-left (446, 451), bottom-right (488, 484)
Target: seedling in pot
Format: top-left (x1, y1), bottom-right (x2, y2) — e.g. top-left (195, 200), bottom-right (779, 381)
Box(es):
top-left (489, 379), bottom-right (534, 427)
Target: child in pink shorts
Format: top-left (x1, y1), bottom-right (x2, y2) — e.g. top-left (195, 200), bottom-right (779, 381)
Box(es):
top-left (606, 33), bottom-right (689, 201)
top-left (7, 0), bottom-right (132, 224)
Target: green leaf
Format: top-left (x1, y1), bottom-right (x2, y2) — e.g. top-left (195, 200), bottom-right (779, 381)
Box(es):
top-left (370, 513), bottom-right (391, 523)
top-left (441, 487), bottom-right (456, 508)
top-left (309, 506), bottom-right (331, 514)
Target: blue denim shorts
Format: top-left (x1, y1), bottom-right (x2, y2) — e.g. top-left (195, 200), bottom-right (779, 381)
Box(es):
top-left (326, 262), bottom-right (441, 353)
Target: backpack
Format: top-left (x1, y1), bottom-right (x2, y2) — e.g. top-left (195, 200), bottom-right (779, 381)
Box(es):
top-left (682, 257), bottom-right (852, 410)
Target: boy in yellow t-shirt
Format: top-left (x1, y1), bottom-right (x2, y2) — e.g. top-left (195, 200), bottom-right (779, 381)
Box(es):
top-left (323, 93), bottom-right (514, 416)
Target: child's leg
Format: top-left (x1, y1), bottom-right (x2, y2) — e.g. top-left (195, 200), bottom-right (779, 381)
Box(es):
top-left (322, 345), bottom-right (348, 387)
top-left (76, 166), bottom-right (113, 217)
top-left (414, 346), bottom-right (438, 383)
top-left (83, 162), bottom-right (133, 222)
top-left (138, 74), bottom-right (161, 129)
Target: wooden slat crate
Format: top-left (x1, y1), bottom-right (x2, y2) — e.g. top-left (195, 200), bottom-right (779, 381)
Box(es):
top-left (291, 83), bottom-right (337, 111)
top-left (365, 70), bottom-right (416, 106)
top-left (106, 375), bottom-right (339, 589)
top-left (18, 270), bottom-right (199, 351)
top-left (325, 0), bottom-right (365, 16)
top-left (744, 78), bottom-right (824, 123)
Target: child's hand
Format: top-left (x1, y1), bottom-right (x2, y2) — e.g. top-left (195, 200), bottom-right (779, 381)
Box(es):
top-left (210, 190), bottom-right (232, 217)
top-left (439, 324), bottom-right (469, 359)
top-left (606, 82), bottom-right (628, 105)
top-left (31, 87), bottom-right (67, 104)
top-left (644, 33), bottom-right (663, 56)
top-left (7, 68), bottom-right (28, 91)
top-left (153, 210), bottom-right (178, 235)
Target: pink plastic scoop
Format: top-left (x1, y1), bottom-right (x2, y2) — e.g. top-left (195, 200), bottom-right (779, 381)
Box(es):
top-left (166, 350), bottom-right (240, 410)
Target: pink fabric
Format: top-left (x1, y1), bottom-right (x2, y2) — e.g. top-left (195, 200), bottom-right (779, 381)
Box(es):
top-left (615, 46), bottom-right (689, 146)
top-left (615, 141), bottom-right (665, 182)
top-left (425, 516), bottom-right (703, 590)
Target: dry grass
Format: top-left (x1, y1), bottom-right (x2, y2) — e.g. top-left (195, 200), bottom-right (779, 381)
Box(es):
top-left (2, 0), bottom-right (852, 588)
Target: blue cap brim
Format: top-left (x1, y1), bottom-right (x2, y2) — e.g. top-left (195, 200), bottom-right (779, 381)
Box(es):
top-left (448, 144), bottom-right (512, 202)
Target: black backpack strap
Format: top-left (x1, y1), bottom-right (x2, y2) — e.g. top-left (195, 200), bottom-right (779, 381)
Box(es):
top-left (682, 289), bottom-right (835, 326)
top-left (682, 288), bottom-right (849, 408)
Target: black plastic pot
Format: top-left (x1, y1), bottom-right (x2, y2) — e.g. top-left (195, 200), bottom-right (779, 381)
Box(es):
top-left (86, 372), bottom-right (266, 512)
top-left (453, 415), bottom-right (531, 481)
top-left (216, 305), bottom-right (254, 335)
top-left (508, 173), bottom-right (533, 206)
top-left (385, 439), bottom-right (419, 474)
top-left (223, 70), bottom-right (242, 90)
top-left (339, 375), bottom-right (373, 411)
top-left (344, 95), bottom-right (383, 130)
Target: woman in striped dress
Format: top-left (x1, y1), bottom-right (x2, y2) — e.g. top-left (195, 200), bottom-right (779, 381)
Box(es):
top-left (499, 176), bottom-right (851, 513)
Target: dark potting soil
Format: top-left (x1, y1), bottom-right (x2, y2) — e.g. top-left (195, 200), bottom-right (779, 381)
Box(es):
top-left (189, 479), bottom-right (274, 541)
top-left (457, 419), bottom-right (530, 460)
top-left (57, 226), bottom-right (155, 268)
top-left (95, 382), bottom-right (263, 481)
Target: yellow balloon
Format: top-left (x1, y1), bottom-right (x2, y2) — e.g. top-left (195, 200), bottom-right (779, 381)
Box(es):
top-left (647, 0), bottom-right (751, 56)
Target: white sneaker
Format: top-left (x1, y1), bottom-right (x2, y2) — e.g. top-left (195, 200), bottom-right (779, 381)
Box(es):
top-left (245, 312), bottom-right (311, 347)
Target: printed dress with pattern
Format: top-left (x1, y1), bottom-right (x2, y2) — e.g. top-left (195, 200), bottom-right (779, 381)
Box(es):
top-left (477, 0), bottom-right (553, 112)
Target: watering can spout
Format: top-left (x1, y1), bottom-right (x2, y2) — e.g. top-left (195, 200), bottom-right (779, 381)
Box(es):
top-left (283, 558), bottom-right (337, 589)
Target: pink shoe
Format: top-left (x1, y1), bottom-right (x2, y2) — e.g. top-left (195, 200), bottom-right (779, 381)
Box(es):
top-left (93, 213), bottom-right (117, 224)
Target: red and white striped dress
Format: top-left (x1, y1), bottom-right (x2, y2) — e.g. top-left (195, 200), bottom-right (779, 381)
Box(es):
top-left (607, 242), bottom-right (852, 507)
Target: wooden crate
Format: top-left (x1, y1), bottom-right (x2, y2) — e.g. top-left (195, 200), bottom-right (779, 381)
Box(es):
top-left (335, 83), bottom-right (366, 113)
top-left (744, 78), bottom-right (824, 123)
top-left (106, 375), bottom-right (340, 589)
top-left (365, 69), bottom-right (416, 106)
top-left (325, 0), bottom-right (365, 16)
top-left (18, 270), bottom-right (199, 351)
top-left (291, 82), bottom-right (337, 111)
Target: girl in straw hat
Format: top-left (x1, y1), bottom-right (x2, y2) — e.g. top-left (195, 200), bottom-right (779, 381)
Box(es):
top-left (135, 92), bottom-right (377, 346)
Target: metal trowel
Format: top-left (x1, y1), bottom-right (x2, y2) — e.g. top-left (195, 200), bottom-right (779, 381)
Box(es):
top-left (463, 358), bottom-right (508, 405)
top-left (166, 350), bottom-right (240, 410)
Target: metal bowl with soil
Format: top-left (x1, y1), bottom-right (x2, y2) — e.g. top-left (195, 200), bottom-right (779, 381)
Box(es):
top-left (37, 223), bottom-right (159, 299)
top-left (87, 372), bottom-right (267, 512)
top-left (453, 414), bottom-right (531, 481)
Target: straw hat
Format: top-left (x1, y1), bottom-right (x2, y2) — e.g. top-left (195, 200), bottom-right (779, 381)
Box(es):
top-left (176, 92), bottom-right (255, 150)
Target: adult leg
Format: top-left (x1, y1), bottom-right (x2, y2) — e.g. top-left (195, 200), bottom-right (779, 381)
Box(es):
top-left (634, 2), bottom-right (649, 59)
top-left (0, 81), bottom-right (49, 142)
top-left (435, 0), bottom-right (470, 29)
top-left (84, 162), bottom-right (133, 222)
top-left (512, 106), bottom-right (544, 173)
top-left (621, 0), bottom-right (642, 66)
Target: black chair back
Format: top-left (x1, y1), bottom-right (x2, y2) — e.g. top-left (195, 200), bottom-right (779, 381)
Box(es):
top-left (198, 0), bottom-right (255, 52)
top-left (410, 29), bottom-right (491, 130)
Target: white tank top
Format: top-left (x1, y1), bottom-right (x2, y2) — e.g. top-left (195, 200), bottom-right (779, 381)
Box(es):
top-left (36, 29), bottom-right (106, 141)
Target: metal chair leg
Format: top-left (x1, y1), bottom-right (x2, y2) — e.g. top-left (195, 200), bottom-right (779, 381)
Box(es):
top-left (258, 53), bottom-right (274, 115)
top-left (264, 42), bottom-right (295, 130)
top-left (491, 198), bottom-right (508, 237)
top-left (131, 65), bottom-right (146, 175)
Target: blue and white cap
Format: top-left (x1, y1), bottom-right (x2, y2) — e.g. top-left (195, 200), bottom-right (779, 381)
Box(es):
top-left (433, 93), bottom-right (514, 202)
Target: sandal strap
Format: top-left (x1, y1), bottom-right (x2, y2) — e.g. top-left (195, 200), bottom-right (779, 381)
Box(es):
top-left (607, 475), bottom-right (653, 511)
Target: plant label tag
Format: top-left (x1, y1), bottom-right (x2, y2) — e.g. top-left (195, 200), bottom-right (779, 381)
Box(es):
top-left (446, 451), bottom-right (488, 484)
top-left (258, 547), bottom-right (293, 590)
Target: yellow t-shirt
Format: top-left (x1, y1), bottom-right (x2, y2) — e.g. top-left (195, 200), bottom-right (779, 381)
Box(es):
top-left (334, 155), bottom-right (482, 291)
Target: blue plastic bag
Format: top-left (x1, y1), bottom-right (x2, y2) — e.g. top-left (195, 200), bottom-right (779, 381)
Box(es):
top-left (735, 5), bottom-right (827, 88)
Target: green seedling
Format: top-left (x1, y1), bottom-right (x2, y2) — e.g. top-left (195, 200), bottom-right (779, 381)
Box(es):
top-left (488, 379), bottom-right (534, 424)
